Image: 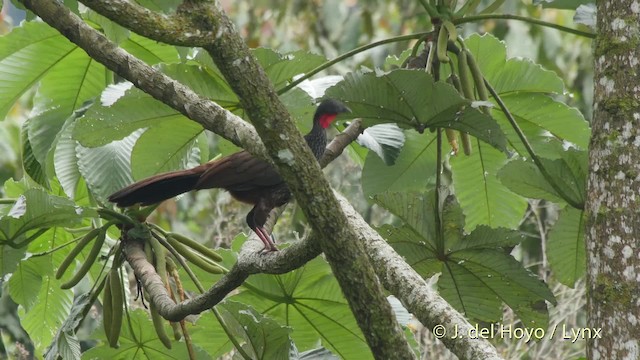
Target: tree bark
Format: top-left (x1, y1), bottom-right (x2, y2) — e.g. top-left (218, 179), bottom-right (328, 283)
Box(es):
top-left (586, 1), bottom-right (640, 358)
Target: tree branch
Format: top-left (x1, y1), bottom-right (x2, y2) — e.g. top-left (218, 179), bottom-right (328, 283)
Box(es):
top-left (70, 1), bottom-right (416, 357)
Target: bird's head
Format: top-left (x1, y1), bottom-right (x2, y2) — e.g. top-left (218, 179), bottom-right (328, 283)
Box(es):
top-left (314, 99), bottom-right (351, 129)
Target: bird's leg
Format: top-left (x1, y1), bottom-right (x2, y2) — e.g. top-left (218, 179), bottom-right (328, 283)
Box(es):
top-left (246, 205), bottom-right (278, 252)
top-left (255, 227), bottom-right (278, 252)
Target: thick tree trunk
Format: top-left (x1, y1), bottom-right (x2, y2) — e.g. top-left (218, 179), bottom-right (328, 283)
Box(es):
top-left (586, 1), bottom-right (640, 358)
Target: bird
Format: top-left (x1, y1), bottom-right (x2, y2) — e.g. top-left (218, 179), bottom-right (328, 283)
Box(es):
top-left (108, 99), bottom-right (351, 251)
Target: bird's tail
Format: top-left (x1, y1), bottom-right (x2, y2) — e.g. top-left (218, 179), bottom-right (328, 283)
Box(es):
top-left (108, 168), bottom-right (203, 207)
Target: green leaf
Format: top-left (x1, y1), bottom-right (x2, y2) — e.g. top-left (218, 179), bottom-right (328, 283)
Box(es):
top-left (231, 257), bottom-right (371, 360)
top-left (45, 280), bottom-right (92, 360)
top-left (464, 34), bottom-right (564, 95)
top-left (450, 142), bottom-right (528, 231)
top-left (498, 149), bottom-right (587, 207)
top-left (376, 193), bottom-right (553, 326)
top-left (547, 207), bottom-right (585, 287)
top-left (374, 191), bottom-right (437, 243)
top-left (0, 189), bottom-right (95, 247)
top-left (326, 70), bottom-right (507, 151)
top-left (377, 224), bottom-right (441, 278)
top-left (498, 158), bottom-right (565, 203)
top-left (356, 124), bottom-right (405, 165)
top-left (494, 93), bottom-right (590, 151)
top-left (188, 310), bottom-right (235, 357)
top-left (217, 301), bottom-right (293, 360)
top-left (440, 249), bottom-right (554, 326)
top-left (20, 276), bottom-right (74, 356)
top-left (26, 47), bottom-right (107, 164)
top-left (131, 119), bottom-right (203, 179)
top-left (538, 149), bottom-right (587, 206)
top-left (0, 246), bottom-right (26, 276)
top-left (84, 10), bottom-right (130, 44)
top-left (22, 121), bottom-right (48, 187)
top-left (281, 87), bottom-right (316, 133)
top-left (84, 309), bottom-right (211, 359)
top-left (362, 131), bottom-right (437, 197)
top-left (8, 255), bottom-right (48, 311)
top-left (76, 130), bottom-right (141, 202)
top-left (73, 64), bottom-right (232, 147)
top-left (0, 22), bottom-right (76, 119)
top-left (73, 89), bottom-right (185, 148)
top-left (120, 33), bottom-right (180, 64)
top-left (53, 117), bottom-right (82, 199)
top-left (254, 48), bottom-right (327, 90)
top-left (454, 225), bottom-right (525, 251)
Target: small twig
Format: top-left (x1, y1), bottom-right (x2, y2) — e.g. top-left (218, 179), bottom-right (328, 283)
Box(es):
top-left (454, 14), bottom-right (595, 39)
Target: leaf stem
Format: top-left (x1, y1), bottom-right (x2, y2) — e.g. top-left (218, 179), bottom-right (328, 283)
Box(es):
top-left (435, 129), bottom-right (443, 252)
top-left (483, 79), bottom-right (583, 209)
top-left (0, 198), bottom-right (17, 204)
top-left (97, 208), bottom-right (136, 226)
top-left (418, 0), bottom-right (440, 18)
top-left (454, 14), bottom-right (595, 39)
top-left (277, 32), bottom-right (433, 94)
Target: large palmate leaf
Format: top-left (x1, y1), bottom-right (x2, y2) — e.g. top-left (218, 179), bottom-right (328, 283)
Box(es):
top-left (361, 131), bottom-right (437, 197)
top-left (231, 257), bottom-right (371, 360)
top-left (464, 34), bottom-right (590, 156)
top-left (325, 70), bottom-right (507, 151)
top-left (0, 189), bottom-right (95, 247)
top-left (327, 69), bottom-right (506, 149)
top-left (375, 191), bottom-right (555, 326)
top-left (546, 207), bottom-right (586, 287)
top-left (450, 142), bottom-right (528, 231)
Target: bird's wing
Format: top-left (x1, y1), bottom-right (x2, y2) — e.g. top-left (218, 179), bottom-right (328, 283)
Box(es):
top-left (194, 151), bottom-right (283, 191)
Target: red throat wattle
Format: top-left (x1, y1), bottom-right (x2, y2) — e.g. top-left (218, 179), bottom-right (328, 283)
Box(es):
top-left (319, 114), bottom-right (337, 128)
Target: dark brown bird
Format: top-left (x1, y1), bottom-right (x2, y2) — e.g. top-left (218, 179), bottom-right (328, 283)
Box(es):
top-left (108, 99), bottom-right (350, 251)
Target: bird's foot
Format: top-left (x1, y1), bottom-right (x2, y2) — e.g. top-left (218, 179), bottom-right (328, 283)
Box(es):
top-left (255, 227), bottom-right (278, 252)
